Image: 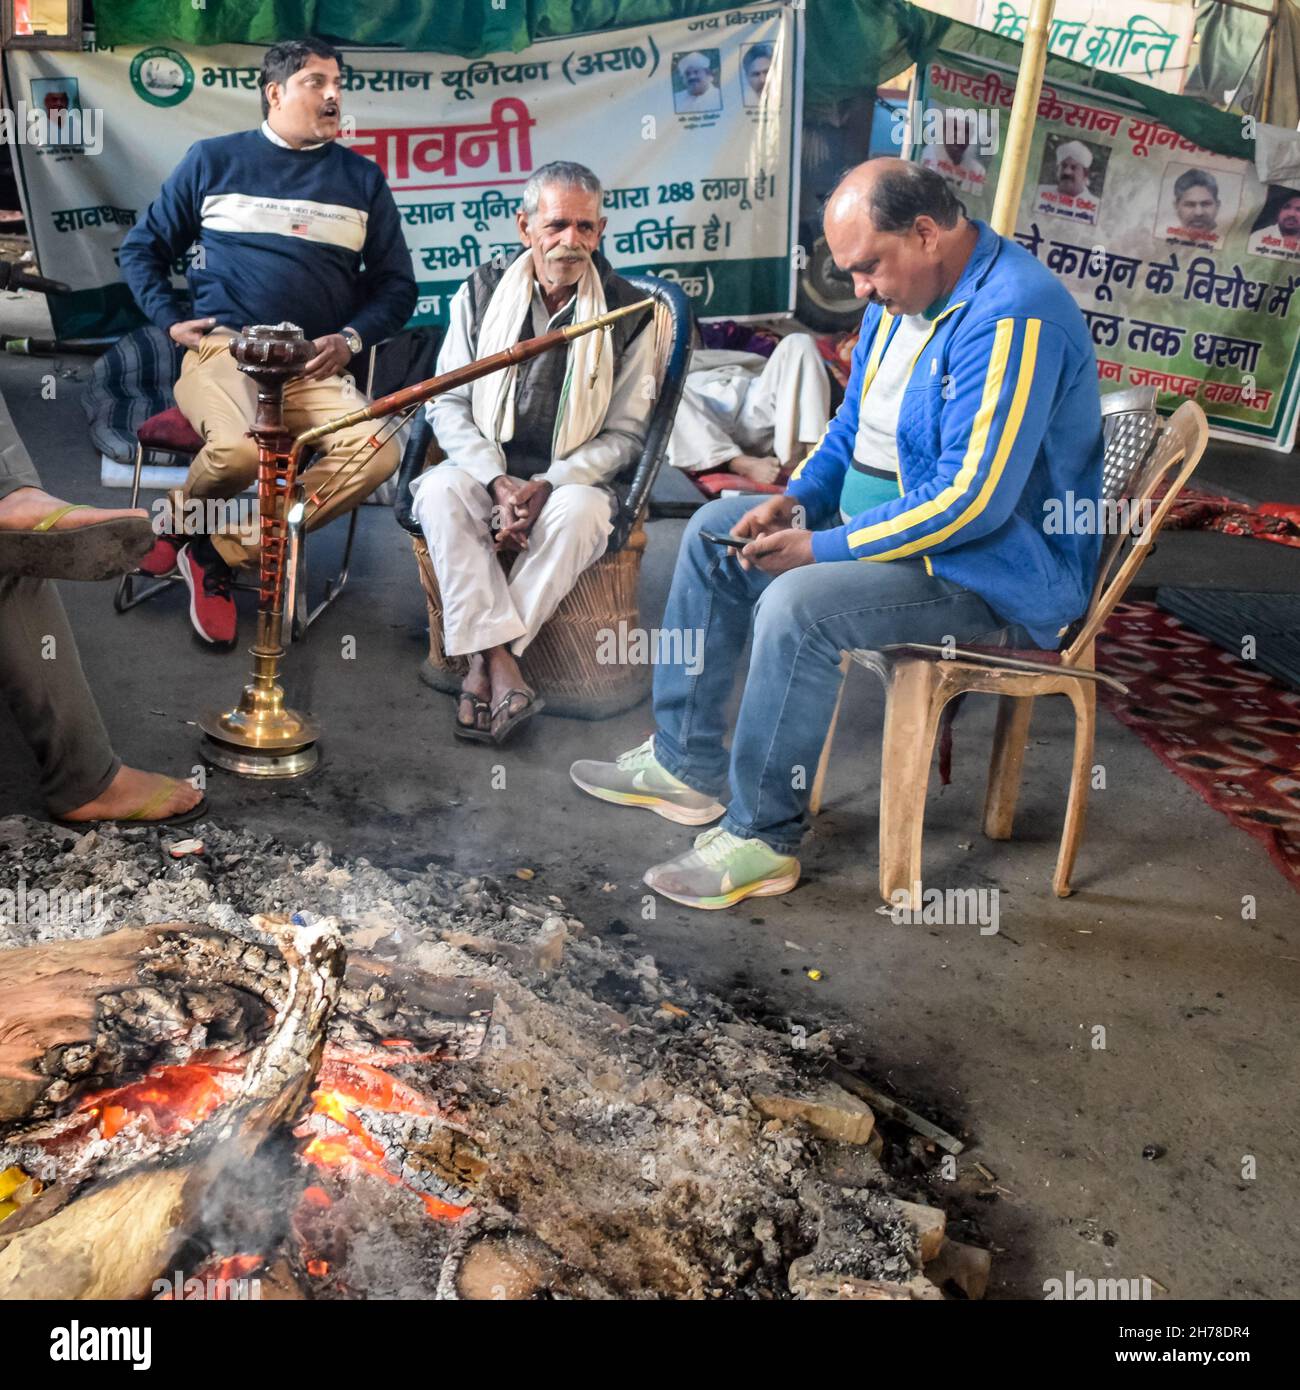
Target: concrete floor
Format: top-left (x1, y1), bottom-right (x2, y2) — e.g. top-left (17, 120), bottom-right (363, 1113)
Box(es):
top-left (2, 340), bottom-right (1298, 1300)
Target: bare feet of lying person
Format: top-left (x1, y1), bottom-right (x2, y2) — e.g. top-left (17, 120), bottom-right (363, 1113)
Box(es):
top-left (0, 485), bottom-right (154, 580)
top-left (729, 454), bottom-right (782, 486)
top-left (56, 765), bottom-right (206, 828)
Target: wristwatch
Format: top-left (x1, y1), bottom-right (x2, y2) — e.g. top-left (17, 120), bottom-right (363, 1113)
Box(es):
top-left (341, 326), bottom-right (362, 356)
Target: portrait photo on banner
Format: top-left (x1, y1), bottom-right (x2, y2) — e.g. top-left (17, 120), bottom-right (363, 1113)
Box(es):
top-left (672, 49), bottom-right (723, 115)
top-left (740, 42), bottom-right (776, 108)
top-left (1247, 184), bottom-right (1300, 265)
top-left (1157, 162), bottom-right (1242, 253)
top-left (1032, 133), bottom-right (1110, 228)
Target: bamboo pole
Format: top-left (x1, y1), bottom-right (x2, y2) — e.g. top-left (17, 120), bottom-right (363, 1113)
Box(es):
top-left (990, 0), bottom-right (1057, 237)
top-left (1259, 0), bottom-right (1279, 125)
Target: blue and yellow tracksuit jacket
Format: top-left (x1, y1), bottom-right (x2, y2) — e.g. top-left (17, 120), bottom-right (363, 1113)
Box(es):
top-left (786, 219), bottom-right (1104, 650)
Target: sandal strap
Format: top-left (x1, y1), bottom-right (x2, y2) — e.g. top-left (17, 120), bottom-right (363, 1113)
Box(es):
top-left (31, 503), bottom-right (89, 533)
top-left (492, 689), bottom-right (534, 717)
top-left (124, 779), bottom-right (180, 822)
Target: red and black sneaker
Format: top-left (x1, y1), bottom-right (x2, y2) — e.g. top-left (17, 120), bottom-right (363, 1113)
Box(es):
top-left (178, 541), bottom-right (237, 647)
top-left (137, 533), bottom-right (181, 576)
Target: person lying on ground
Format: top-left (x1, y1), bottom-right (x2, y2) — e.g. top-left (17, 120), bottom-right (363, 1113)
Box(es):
top-left (665, 333), bottom-right (832, 489)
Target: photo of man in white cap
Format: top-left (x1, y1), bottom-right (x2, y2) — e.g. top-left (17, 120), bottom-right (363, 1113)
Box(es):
top-left (1033, 137), bottom-right (1105, 226)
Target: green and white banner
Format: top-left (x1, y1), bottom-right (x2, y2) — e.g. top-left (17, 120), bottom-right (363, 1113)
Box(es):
top-left (916, 49), bottom-right (1300, 450)
top-left (4, 1), bottom-right (803, 328)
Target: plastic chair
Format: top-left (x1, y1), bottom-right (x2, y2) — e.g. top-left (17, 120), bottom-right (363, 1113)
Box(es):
top-left (394, 274), bottom-right (692, 718)
top-left (811, 396), bottom-right (1206, 904)
top-left (113, 405), bottom-right (358, 642)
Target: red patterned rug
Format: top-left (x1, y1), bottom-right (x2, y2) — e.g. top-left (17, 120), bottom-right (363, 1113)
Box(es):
top-left (1098, 600), bottom-right (1300, 891)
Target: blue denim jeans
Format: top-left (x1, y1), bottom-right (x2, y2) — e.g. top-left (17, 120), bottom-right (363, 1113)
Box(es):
top-left (651, 495), bottom-right (1025, 854)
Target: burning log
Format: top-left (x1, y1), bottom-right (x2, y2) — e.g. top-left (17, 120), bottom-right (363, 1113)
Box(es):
top-left (0, 919), bottom-right (345, 1299)
top-left (0, 925), bottom-right (283, 1127)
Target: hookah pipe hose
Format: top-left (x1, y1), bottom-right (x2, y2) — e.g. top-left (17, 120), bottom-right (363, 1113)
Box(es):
top-left (282, 296), bottom-right (655, 537)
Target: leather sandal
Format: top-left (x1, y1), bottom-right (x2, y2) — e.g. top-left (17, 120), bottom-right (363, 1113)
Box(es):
top-left (0, 504), bottom-right (156, 581)
top-left (454, 690), bottom-right (494, 743)
top-left (490, 688), bottom-right (545, 745)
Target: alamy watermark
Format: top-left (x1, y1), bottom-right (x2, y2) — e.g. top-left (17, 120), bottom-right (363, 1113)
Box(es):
top-left (890, 101), bottom-right (1001, 159)
top-left (0, 880), bottom-right (106, 931)
top-left (596, 621), bottom-right (704, 676)
top-left (1043, 1270), bottom-right (1153, 1300)
top-left (890, 885), bottom-right (1000, 935)
top-left (0, 103), bottom-right (103, 155)
top-left (1043, 490), bottom-right (1155, 536)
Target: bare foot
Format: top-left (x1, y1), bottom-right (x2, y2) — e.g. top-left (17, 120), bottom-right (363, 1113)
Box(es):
top-left (730, 454), bottom-right (781, 485)
top-left (59, 766), bottom-right (202, 824)
top-left (484, 645), bottom-right (534, 714)
top-left (0, 486), bottom-right (147, 532)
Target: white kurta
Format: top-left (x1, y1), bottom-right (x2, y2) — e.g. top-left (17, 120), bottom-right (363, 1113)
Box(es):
top-left (665, 334), bottom-right (831, 474)
top-left (411, 279), bottom-right (656, 658)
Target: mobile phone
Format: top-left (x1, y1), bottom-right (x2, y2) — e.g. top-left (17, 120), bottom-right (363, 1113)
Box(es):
top-left (699, 529), bottom-right (749, 549)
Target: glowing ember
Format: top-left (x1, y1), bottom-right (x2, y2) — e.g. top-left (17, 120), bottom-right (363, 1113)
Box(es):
top-left (307, 1259), bottom-right (330, 1277)
top-left (314, 1058), bottom-right (443, 1118)
top-left (301, 1185), bottom-right (333, 1210)
top-left (301, 1118), bottom-right (470, 1224)
top-left (80, 1064), bottom-right (231, 1139)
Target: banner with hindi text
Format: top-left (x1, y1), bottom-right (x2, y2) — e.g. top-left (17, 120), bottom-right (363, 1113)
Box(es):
top-left (916, 50), bottom-right (1300, 450)
top-left (4, 2), bottom-right (803, 333)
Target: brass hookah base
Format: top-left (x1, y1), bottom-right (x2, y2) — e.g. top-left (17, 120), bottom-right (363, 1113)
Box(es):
top-left (199, 615), bottom-right (320, 777)
top-left (198, 322), bottom-right (320, 778)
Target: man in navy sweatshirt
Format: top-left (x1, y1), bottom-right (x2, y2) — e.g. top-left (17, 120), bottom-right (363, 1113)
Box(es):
top-left (120, 37), bottom-right (418, 646)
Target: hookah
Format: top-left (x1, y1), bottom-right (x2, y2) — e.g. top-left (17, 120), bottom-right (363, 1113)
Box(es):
top-left (198, 297), bottom-right (654, 776)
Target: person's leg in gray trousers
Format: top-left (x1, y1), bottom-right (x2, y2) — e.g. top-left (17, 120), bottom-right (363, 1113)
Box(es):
top-left (0, 389), bottom-right (120, 814)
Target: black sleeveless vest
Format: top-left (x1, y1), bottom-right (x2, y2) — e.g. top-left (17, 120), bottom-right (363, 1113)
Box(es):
top-left (465, 249), bottom-right (651, 478)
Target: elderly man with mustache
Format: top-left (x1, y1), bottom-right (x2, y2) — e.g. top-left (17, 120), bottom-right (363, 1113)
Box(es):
top-left (411, 160), bottom-right (656, 744)
top-left (119, 36), bottom-right (417, 648)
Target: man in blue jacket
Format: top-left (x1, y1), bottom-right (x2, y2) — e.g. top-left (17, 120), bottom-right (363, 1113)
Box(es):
top-left (120, 37), bottom-right (417, 646)
top-left (571, 157), bottom-right (1104, 909)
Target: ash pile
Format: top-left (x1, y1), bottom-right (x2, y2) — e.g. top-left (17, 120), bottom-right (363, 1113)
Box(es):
top-left (0, 815), bottom-right (990, 1301)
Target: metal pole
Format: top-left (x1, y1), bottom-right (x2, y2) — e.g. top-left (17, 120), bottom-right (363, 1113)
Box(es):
top-left (990, 0), bottom-right (1057, 237)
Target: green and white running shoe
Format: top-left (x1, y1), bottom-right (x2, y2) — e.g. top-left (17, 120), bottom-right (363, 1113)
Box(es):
top-left (643, 826), bottom-right (800, 910)
top-left (569, 738), bottom-right (725, 826)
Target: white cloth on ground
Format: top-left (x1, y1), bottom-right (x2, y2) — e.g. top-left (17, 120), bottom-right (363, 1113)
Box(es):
top-left (413, 463), bottom-right (614, 658)
top-left (665, 334), bottom-right (831, 473)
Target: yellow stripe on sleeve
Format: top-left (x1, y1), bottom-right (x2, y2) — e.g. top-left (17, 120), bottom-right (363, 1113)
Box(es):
top-left (846, 317), bottom-right (1039, 556)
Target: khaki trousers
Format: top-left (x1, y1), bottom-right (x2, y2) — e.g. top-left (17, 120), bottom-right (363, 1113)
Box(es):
top-left (172, 330), bottom-right (400, 567)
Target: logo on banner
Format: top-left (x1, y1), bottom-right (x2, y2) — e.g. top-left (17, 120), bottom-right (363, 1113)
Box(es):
top-left (130, 47), bottom-right (195, 108)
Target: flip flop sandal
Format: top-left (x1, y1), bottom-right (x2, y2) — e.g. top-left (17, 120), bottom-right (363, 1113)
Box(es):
top-left (490, 689), bottom-right (545, 745)
top-left (52, 780), bottom-right (209, 830)
top-left (0, 504), bottom-right (156, 582)
top-left (453, 691), bottom-right (495, 744)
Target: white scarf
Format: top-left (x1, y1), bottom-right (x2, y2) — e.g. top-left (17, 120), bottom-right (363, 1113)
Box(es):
top-left (470, 251), bottom-right (614, 462)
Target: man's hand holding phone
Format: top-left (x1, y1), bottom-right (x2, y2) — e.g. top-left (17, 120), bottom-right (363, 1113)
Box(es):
top-left (725, 494), bottom-right (814, 574)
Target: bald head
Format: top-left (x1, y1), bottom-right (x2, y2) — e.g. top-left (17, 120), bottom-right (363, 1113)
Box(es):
top-left (824, 158), bottom-right (974, 317)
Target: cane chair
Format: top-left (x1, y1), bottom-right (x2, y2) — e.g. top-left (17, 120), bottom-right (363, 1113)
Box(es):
top-left (811, 394), bottom-right (1205, 906)
top-left (394, 274), bottom-right (692, 718)
top-left (113, 405), bottom-right (358, 643)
